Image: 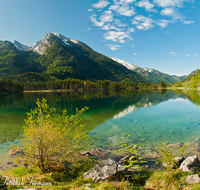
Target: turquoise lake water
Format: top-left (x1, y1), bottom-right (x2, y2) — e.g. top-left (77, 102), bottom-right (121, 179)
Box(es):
top-left (0, 90), bottom-right (200, 166)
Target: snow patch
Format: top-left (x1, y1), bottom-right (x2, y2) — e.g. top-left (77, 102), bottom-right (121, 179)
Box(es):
top-left (111, 57), bottom-right (139, 70)
top-left (63, 40), bottom-right (71, 46)
top-left (14, 44), bottom-right (21, 51)
top-left (32, 40), bottom-right (41, 48)
top-left (148, 69), bottom-right (153, 72)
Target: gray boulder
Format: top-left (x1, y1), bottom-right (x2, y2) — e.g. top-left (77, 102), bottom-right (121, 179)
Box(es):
top-left (83, 158), bottom-right (127, 182)
top-left (174, 156), bottom-right (184, 166)
top-left (185, 174), bottom-right (200, 184)
top-left (179, 155), bottom-right (200, 172)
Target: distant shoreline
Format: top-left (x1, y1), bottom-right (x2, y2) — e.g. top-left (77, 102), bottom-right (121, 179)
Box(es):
top-left (23, 88), bottom-right (105, 93)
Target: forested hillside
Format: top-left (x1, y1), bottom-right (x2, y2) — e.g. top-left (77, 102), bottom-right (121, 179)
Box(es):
top-left (0, 33), bottom-right (149, 83)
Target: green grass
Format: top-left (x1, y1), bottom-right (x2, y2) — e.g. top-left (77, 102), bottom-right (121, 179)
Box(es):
top-left (145, 170), bottom-right (190, 190)
top-left (0, 167), bottom-right (200, 190)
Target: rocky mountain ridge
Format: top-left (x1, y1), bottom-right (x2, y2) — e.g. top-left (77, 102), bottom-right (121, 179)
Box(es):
top-left (0, 32), bottom-right (191, 83)
top-left (112, 57), bottom-right (187, 83)
top-left (13, 32), bottom-right (93, 54)
top-left (0, 33), bottom-right (148, 82)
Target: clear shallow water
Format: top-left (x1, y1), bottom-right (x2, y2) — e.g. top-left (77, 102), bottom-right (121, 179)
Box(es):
top-left (0, 90), bottom-right (200, 167)
top-left (90, 98), bottom-right (200, 155)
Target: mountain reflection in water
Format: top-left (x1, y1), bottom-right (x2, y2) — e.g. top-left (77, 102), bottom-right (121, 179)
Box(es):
top-left (0, 89), bottom-right (200, 163)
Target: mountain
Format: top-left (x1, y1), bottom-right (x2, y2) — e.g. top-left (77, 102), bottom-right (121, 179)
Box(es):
top-left (31, 32), bottom-right (93, 55)
top-left (112, 58), bottom-right (186, 84)
top-left (14, 40), bottom-right (30, 51)
top-left (0, 41), bottom-right (43, 78)
top-left (0, 32), bottom-right (187, 84)
top-left (0, 33), bottom-right (148, 83)
top-left (181, 67), bottom-right (200, 82)
top-left (170, 75), bottom-right (187, 81)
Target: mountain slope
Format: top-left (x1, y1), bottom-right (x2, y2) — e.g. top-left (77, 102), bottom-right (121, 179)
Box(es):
top-left (34, 33), bottom-right (148, 82)
top-left (0, 32), bottom-right (187, 84)
top-left (112, 58), bottom-right (186, 84)
top-left (14, 40), bottom-right (30, 51)
top-left (181, 67), bottom-right (200, 82)
top-left (0, 33), bottom-right (148, 83)
top-left (0, 41), bottom-right (43, 77)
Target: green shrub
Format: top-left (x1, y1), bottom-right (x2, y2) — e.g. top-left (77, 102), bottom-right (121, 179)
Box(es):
top-left (116, 134), bottom-right (148, 184)
top-left (10, 98), bottom-right (93, 173)
top-left (157, 143), bottom-right (185, 171)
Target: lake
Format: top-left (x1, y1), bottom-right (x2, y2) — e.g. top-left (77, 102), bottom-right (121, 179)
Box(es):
top-left (1, 89), bottom-right (200, 169)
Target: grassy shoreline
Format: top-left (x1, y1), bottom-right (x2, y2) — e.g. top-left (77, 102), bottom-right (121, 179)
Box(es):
top-left (0, 166), bottom-right (200, 189)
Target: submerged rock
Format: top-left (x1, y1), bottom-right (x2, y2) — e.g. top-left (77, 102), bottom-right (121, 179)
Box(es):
top-left (89, 149), bottom-right (109, 160)
top-left (83, 158), bottom-right (127, 182)
top-left (7, 149), bottom-right (22, 157)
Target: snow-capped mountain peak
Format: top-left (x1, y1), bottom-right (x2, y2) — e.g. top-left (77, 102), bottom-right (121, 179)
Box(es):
top-left (31, 32), bottom-right (93, 54)
top-left (111, 57), bottom-right (139, 70)
top-left (14, 40), bottom-right (30, 51)
top-left (112, 57), bottom-right (155, 74)
top-left (112, 57), bottom-right (187, 83)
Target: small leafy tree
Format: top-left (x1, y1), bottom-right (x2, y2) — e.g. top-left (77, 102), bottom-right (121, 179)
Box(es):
top-left (116, 134), bottom-right (147, 183)
top-left (157, 143), bottom-right (185, 171)
top-left (10, 98), bottom-right (92, 173)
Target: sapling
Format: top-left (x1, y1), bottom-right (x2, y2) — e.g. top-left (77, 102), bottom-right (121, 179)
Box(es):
top-left (157, 142), bottom-right (185, 171)
top-left (116, 134), bottom-right (147, 183)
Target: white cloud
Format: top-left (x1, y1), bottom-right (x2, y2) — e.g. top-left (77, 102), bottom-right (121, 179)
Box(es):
top-left (104, 30), bottom-right (132, 43)
top-left (90, 14), bottom-right (104, 26)
top-left (113, 0), bottom-right (136, 5)
top-left (107, 44), bottom-right (121, 50)
top-left (93, 0), bottom-right (110, 9)
top-left (137, 0), bottom-right (156, 12)
top-left (153, 0), bottom-right (185, 7)
top-left (160, 7), bottom-right (182, 19)
top-left (194, 53), bottom-right (198, 56)
top-left (157, 19), bottom-right (170, 28)
top-left (132, 15), bottom-right (154, 30)
top-left (132, 45), bottom-right (134, 48)
top-left (101, 23), bottom-right (120, 31)
top-left (90, 0), bottom-right (194, 45)
top-left (120, 8), bottom-right (136, 16)
top-left (170, 52), bottom-right (178, 56)
top-left (182, 20), bottom-right (194, 24)
top-left (114, 19), bottom-right (126, 27)
top-left (100, 10), bottom-right (114, 23)
top-left (86, 28), bottom-right (91, 31)
top-left (127, 27), bottom-right (135, 33)
top-left (90, 11), bottom-right (114, 27)
top-left (186, 54), bottom-right (190, 56)
top-left (87, 9), bottom-right (93, 12)
top-left (101, 18), bottom-right (127, 31)
top-left (151, 35), bottom-right (156, 38)
top-left (109, 3), bottom-right (136, 16)
top-left (166, 31), bottom-right (171, 34)
top-left (133, 53), bottom-right (137, 55)
top-left (161, 8), bottom-right (174, 16)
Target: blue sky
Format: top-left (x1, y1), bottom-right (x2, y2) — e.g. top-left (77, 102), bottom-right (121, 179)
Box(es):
top-left (0, 0), bottom-right (199, 76)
